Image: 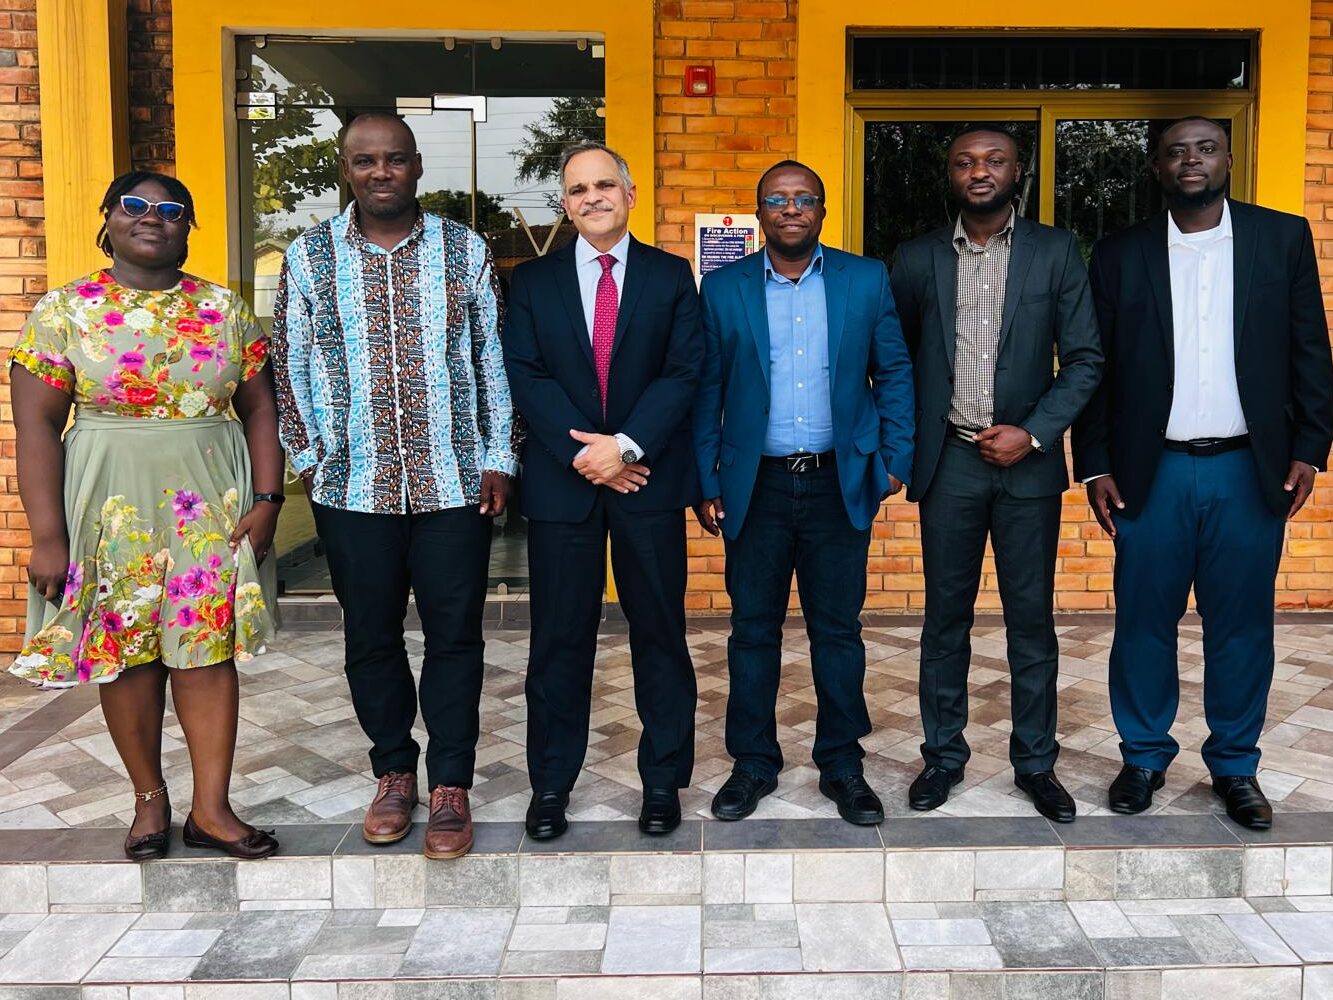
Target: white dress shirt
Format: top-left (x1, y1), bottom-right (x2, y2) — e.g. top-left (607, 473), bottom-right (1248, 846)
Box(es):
top-left (571, 230), bottom-right (641, 461)
top-left (1165, 201), bottom-right (1247, 441)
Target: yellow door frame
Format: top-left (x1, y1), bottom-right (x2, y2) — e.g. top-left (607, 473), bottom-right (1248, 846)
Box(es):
top-left (797, 3), bottom-right (1312, 248)
top-left (847, 93), bottom-right (1255, 252)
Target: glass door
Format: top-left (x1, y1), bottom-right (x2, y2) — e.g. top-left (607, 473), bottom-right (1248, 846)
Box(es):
top-left (234, 35), bottom-right (605, 595)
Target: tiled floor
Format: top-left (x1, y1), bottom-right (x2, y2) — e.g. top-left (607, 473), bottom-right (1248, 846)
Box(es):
top-left (1, 619), bottom-right (1332, 831)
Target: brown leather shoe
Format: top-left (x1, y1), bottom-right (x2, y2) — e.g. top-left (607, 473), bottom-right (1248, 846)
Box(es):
top-left (423, 785), bottom-right (473, 860)
top-left (363, 771), bottom-right (418, 844)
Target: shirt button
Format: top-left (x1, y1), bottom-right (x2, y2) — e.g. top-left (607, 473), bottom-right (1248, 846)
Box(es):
top-left (797, 349), bottom-right (804, 356)
top-left (982, 284), bottom-right (989, 291)
top-left (982, 353), bottom-right (989, 360)
top-left (797, 416), bottom-right (804, 423)
top-left (795, 317), bottom-right (802, 324)
top-left (797, 382), bottom-right (804, 388)
top-left (982, 319), bottom-right (989, 326)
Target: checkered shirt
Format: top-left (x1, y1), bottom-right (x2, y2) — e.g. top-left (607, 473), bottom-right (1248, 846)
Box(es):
top-left (949, 210), bottom-right (1014, 429)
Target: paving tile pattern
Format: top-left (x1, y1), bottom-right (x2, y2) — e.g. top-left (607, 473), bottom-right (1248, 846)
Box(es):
top-left (1, 622), bottom-right (1332, 831)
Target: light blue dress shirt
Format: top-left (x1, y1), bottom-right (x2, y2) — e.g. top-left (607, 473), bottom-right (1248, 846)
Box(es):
top-left (763, 245), bottom-right (833, 456)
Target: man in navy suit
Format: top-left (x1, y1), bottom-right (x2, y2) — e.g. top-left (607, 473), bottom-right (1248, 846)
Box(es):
top-left (692, 160), bottom-right (915, 825)
top-left (504, 142), bottom-right (703, 840)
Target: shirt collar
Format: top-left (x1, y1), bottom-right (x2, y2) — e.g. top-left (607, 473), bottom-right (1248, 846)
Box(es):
top-left (575, 231), bottom-right (631, 268)
top-left (763, 243), bottom-right (824, 283)
top-left (1166, 199), bottom-right (1232, 247)
top-left (340, 200), bottom-right (426, 253)
top-left (953, 207), bottom-right (1016, 252)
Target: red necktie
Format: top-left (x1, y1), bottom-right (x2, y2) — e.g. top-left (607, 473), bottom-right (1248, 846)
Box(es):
top-left (592, 253), bottom-right (618, 414)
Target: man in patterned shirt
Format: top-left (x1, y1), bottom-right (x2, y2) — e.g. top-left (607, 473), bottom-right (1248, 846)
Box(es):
top-left (890, 125), bottom-right (1102, 823)
top-left (272, 112), bottom-right (520, 860)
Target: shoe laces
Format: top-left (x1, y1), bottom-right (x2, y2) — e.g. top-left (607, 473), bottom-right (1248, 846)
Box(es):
top-left (431, 785), bottom-right (468, 816)
top-left (377, 771), bottom-right (414, 801)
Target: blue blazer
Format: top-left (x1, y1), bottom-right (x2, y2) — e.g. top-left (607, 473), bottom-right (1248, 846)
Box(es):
top-left (692, 245), bottom-right (915, 540)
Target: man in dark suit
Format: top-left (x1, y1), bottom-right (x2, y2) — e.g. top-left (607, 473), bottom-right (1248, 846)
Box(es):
top-left (1073, 116), bottom-right (1333, 830)
top-left (692, 160), bottom-right (915, 825)
top-left (503, 142), bottom-right (702, 839)
top-left (890, 125), bottom-right (1103, 823)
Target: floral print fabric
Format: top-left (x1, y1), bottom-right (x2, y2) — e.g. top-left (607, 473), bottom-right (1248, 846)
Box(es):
top-left (8, 272), bottom-right (275, 687)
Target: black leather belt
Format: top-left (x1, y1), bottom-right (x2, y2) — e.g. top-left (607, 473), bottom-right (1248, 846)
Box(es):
top-left (1163, 434), bottom-right (1249, 457)
top-left (760, 450), bottom-right (834, 472)
top-left (947, 422), bottom-right (983, 443)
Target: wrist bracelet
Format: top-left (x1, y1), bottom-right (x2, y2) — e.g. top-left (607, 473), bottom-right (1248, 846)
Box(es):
top-left (253, 492), bottom-right (286, 505)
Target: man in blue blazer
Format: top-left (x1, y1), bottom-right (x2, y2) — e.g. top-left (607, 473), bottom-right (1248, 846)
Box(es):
top-left (693, 160), bottom-right (915, 824)
top-left (504, 142), bottom-right (703, 840)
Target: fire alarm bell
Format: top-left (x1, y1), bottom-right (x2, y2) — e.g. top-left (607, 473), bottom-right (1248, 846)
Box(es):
top-left (685, 66), bottom-right (715, 97)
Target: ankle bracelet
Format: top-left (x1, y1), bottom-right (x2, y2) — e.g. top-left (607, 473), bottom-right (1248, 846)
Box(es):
top-left (133, 784), bottom-right (168, 802)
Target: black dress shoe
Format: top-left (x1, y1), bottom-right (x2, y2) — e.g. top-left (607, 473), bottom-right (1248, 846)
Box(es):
top-left (1108, 764), bottom-right (1165, 815)
top-left (639, 787), bottom-right (682, 835)
top-left (819, 774), bottom-right (884, 825)
top-left (1014, 770), bottom-right (1077, 823)
top-left (525, 790), bottom-right (570, 840)
top-left (908, 765), bottom-right (965, 812)
top-left (1212, 775), bottom-right (1272, 830)
top-left (711, 770), bottom-right (778, 821)
top-left (182, 814), bottom-right (278, 860)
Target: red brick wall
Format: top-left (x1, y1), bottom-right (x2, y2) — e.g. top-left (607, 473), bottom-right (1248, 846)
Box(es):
top-left (128, 0), bottom-right (174, 173)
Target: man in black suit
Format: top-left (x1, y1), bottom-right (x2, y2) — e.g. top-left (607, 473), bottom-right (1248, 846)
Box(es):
top-left (1073, 116), bottom-right (1333, 830)
top-left (890, 125), bottom-right (1103, 823)
top-left (503, 141), bottom-right (703, 839)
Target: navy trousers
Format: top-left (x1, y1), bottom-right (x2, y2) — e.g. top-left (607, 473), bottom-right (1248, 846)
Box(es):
top-left (1109, 448), bottom-right (1287, 776)
top-left (722, 460), bottom-right (873, 781)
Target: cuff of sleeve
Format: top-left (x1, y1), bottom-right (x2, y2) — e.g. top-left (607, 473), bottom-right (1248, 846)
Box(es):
top-left (699, 472), bottom-right (722, 499)
top-left (484, 450), bottom-right (520, 477)
top-left (1081, 473), bottom-right (1110, 484)
top-left (885, 453), bottom-right (912, 487)
top-left (614, 432), bottom-right (644, 461)
top-left (289, 448), bottom-right (321, 475)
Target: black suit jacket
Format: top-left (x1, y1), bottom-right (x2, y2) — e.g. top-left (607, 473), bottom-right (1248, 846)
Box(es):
top-left (890, 215), bottom-right (1104, 502)
top-left (502, 236), bottom-right (704, 522)
top-left (1072, 200), bottom-right (1333, 518)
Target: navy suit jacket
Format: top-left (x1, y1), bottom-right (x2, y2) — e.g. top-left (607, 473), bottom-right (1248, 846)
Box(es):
top-left (503, 236), bottom-right (704, 523)
top-left (692, 245), bottom-right (915, 540)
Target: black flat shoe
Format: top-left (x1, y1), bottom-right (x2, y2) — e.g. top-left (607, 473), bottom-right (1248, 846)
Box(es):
top-left (639, 787), bottom-right (682, 835)
top-left (525, 790), bottom-right (570, 840)
top-left (711, 770), bottom-right (778, 821)
top-left (1014, 770), bottom-right (1077, 823)
top-left (1212, 775), bottom-right (1272, 830)
top-left (124, 784), bottom-right (170, 861)
top-left (908, 765), bottom-right (965, 812)
top-left (819, 774), bottom-right (884, 825)
top-left (182, 814), bottom-right (278, 860)
top-left (1108, 764), bottom-right (1166, 815)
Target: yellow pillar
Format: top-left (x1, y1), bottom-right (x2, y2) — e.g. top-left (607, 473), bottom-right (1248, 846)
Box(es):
top-left (36, 0), bottom-right (130, 283)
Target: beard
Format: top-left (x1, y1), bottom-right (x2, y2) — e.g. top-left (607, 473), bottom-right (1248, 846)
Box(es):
top-left (359, 191), bottom-right (414, 218)
top-left (1165, 180), bottom-right (1227, 211)
top-left (952, 177), bottom-right (1021, 216)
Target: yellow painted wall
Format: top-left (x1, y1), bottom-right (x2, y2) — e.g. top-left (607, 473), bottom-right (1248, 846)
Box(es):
top-left (798, 2), bottom-right (1313, 247)
top-left (171, 1), bottom-right (655, 287)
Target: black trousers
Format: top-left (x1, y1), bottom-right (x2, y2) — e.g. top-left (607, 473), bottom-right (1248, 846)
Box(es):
top-left (312, 501), bottom-right (493, 789)
top-left (918, 436), bottom-right (1062, 774)
top-left (526, 497), bottom-right (696, 793)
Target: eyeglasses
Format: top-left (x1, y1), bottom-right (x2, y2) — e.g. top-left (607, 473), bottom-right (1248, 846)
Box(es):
top-left (761, 194), bottom-right (821, 212)
top-left (118, 195), bottom-right (187, 223)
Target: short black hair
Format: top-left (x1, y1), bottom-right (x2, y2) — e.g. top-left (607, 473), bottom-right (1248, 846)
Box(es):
top-left (339, 111), bottom-right (418, 155)
top-left (947, 124), bottom-right (1020, 157)
top-left (756, 159), bottom-right (826, 207)
top-left (96, 170), bottom-right (197, 265)
top-left (1152, 116), bottom-right (1230, 158)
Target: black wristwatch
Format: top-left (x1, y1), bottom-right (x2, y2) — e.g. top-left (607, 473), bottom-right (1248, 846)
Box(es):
top-left (253, 492), bottom-right (286, 505)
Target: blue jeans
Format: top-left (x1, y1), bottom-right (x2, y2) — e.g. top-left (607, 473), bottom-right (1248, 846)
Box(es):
top-left (722, 460), bottom-right (872, 781)
top-left (1109, 448), bottom-right (1287, 776)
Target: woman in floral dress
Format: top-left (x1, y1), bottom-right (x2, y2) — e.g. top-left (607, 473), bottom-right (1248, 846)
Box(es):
top-left (9, 171), bottom-right (282, 860)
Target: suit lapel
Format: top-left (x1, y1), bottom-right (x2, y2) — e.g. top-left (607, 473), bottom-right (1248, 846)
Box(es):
top-left (931, 234), bottom-right (959, 370)
top-left (739, 252), bottom-right (771, 390)
top-left (610, 236), bottom-right (649, 363)
top-left (1230, 200), bottom-right (1255, 361)
top-left (998, 218), bottom-right (1035, 354)
top-left (554, 241), bottom-right (595, 369)
top-left (1141, 212), bottom-right (1174, 370)
top-left (823, 247), bottom-right (849, 382)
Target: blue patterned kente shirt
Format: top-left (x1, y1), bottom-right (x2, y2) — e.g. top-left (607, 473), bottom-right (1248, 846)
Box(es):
top-left (272, 204), bottom-right (520, 514)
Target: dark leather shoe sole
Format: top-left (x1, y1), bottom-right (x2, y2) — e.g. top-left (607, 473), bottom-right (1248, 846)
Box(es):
top-left (1108, 770), bottom-right (1165, 815)
top-left (711, 775), bottom-right (778, 821)
top-left (639, 810), bottom-right (682, 835)
top-left (908, 767), bottom-right (965, 812)
top-left (819, 779), bottom-right (884, 825)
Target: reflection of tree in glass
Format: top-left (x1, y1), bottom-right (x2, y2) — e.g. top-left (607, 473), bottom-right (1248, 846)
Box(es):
top-left (1054, 120), bottom-right (1160, 261)
top-left (248, 69), bottom-right (340, 220)
top-left (418, 189), bottom-right (515, 233)
top-left (512, 96), bottom-right (607, 211)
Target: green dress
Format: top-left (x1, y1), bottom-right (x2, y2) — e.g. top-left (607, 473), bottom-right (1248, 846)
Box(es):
top-left (8, 270), bottom-right (276, 688)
